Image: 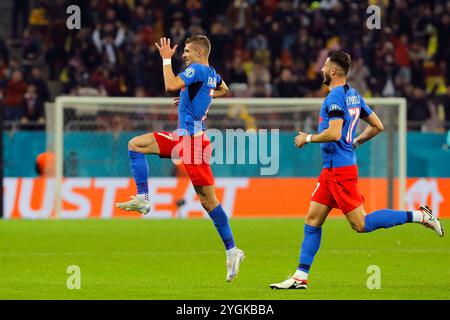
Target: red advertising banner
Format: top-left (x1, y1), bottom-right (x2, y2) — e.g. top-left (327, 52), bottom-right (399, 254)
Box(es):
top-left (3, 177), bottom-right (450, 219)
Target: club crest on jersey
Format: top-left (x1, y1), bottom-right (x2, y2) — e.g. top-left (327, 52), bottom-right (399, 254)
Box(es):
top-left (329, 104), bottom-right (343, 111)
top-left (184, 67), bottom-right (195, 78)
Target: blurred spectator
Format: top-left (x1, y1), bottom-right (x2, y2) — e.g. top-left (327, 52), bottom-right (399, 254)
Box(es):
top-left (209, 21), bottom-right (228, 72)
top-left (28, 0), bottom-right (49, 35)
top-left (92, 22), bottom-right (126, 65)
top-left (130, 5), bottom-right (153, 32)
top-left (21, 29), bottom-right (42, 76)
top-left (273, 68), bottom-right (300, 98)
top-left (227, 0), bottom-right (252, 32)
top-left (170, 19), bottom-right (186, 45)
top-left (12, 0), bottom-right (30, 39)
top-left (228, 56), bottom-right (248, 86)
top-left (247, 62), bottom-right (271, 97)
top-left (29, 67), bottom-right (50, 103)
top-left (3, 70), bottom-right (27, 121)
top-left (407, 87), bottom-right (431, 130)
top-left (348, 58), bottom-right (370, 96)
top-left (90, 66), bottom-right (120, 96)
top-left (21, 84), bottom-right (44, 128)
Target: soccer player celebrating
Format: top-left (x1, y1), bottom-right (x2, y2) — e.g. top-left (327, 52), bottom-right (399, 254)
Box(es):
top-left (116, 36), bottom-right (245, 282)
top-left (270, 51), bottom-right (444, 290)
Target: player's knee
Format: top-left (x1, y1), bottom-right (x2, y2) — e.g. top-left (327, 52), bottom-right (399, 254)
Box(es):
top-left (305, 215), bottom-right (321, 227)
top-left (128, 138), bottom-right (138, 151)
top-left (200, 199), bottom-right (214, 212)
top-left (199, 196), bottom-right (219, 213)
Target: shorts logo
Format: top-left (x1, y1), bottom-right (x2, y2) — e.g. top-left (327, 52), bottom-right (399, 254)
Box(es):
top-left (329, 104), bottom-right (343, 111)
top-left (156, 132), bottom-right (173, 140)
top-left (184, 67), bottom-right (195, 78)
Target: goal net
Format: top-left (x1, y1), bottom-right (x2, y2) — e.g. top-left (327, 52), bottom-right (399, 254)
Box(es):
top-left (46, 97), bottom-right (406, 217)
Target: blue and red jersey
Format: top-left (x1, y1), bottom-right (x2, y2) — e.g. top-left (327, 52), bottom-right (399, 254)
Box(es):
top-left (177, 63), bottom-right (222, 136)
top-left (318, 84), bottom-right (373, 168)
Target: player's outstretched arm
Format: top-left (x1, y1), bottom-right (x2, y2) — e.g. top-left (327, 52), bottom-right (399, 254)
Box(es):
top-left (213, 80), bottom-right (229, 98)
top-left (154, 37), bottom-right (186, 92)
top-left (353, 112), bottom-right (384, 148)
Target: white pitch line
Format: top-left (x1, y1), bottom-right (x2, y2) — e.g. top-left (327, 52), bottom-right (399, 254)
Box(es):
top-left (0, 251), bottom-right (221, 257)
top-left (0, 249), bottom-right (450, 257)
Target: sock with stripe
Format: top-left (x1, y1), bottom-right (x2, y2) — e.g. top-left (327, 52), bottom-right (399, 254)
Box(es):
top-left (296, 224), bottom-right (322, 280)
top-left (364, 209), bottom-right (420, 232)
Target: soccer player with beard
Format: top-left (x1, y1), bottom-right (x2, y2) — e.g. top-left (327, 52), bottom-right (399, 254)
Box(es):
top-left (116, 36), bottom-right (245, 282)
top-left (270, 51), bottom-right (444, 290)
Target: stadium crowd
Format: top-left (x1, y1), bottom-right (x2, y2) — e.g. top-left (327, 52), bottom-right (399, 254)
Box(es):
top-left (0, 0), bottom-right (450, 131)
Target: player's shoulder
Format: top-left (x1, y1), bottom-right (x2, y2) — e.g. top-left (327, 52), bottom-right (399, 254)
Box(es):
top-left (345, 86), bottom-right (365, 106)
top-left (185, 63), bottom-right (214, 77)
top-left (184, 63), bottom-right (202, 73)
top-left (325, 86), bottom-right (346, 106)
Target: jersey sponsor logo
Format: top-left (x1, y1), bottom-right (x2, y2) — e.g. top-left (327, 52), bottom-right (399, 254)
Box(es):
top-left (156, 132), bottom-right (172, 140)
top-left (346, 95), bottom-right (360, 105)
top-left (184, 67), bottom-right (195, 78)
top-left (207, 76), bottom-right (217, 87)
top-left (329, 104), bottom-right (343, 111)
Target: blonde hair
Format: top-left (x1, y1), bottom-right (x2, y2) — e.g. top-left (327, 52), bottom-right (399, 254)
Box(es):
top-left (185, 35), bottom-right (211, 56)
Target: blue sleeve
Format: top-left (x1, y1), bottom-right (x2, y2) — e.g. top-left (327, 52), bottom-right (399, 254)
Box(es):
top-left (178, 64), bottom-right (201, 86)
top-left (327, 92), bottom-right (345, 120)
top-left (360, 97), bottom-right (373, 118)
top-left (216, 74), bottom-right (222, 86)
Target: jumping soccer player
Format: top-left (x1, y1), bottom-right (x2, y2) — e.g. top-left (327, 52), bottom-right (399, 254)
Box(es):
top-left (116, 35), bottom-right (245, 282)
top-left (270, 50), bottom-right (444, 290)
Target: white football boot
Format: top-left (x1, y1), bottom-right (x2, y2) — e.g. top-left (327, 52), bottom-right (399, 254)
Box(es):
top-left (116, 195), bottom-right (151, 215)
top-left (419, 205), bottom-right (444, 237)
top-left (226, 248), bottom-right (245, 282)
top-left (270, 276), bottom-right (308, 290)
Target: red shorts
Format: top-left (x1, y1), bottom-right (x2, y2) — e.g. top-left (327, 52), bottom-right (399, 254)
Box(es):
top-left (311, 165), bottom-right (364, 214)
top-left (153, 131), bottom-right (214, 186)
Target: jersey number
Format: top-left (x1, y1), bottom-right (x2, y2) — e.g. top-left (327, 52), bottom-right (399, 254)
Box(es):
top-left (346, 108), bottom-right (360, 143)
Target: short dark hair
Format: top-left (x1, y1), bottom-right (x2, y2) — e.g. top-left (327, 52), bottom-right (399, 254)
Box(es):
top-left (185, 35), bottom-right (211, 55)
top-left (328, 50), bottom-right (352, 75)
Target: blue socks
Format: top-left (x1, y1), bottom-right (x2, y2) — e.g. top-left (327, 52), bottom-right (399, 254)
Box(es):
top-left (208, 204), bottom-right (235, 250)
top-left (364, 209), bottom-right (412, 232)
top-left (295, 210), bottom-right (413, 276)
top-left (128, 150), bottom-right (149, 195)
top-left (297, 224), bottom-right (322, 273)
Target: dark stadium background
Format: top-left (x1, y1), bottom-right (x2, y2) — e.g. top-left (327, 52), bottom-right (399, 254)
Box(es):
top-left (1, 0), bottom-right (449, 131)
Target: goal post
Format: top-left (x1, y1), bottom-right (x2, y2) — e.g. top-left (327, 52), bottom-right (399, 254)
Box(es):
top-left (50, 96), bottom-right (407, 217)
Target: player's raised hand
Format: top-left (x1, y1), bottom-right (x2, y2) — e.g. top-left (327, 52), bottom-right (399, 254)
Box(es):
top-left (154, 37), bottom-right (178, 59)
top-left (173, 97), bottom-right (180, 107)
top-left (294, 131), bottom-right (308, 149)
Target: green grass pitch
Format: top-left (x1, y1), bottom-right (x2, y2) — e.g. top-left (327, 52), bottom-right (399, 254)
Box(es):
top-left (0, 218), bottom-right (449, 300)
